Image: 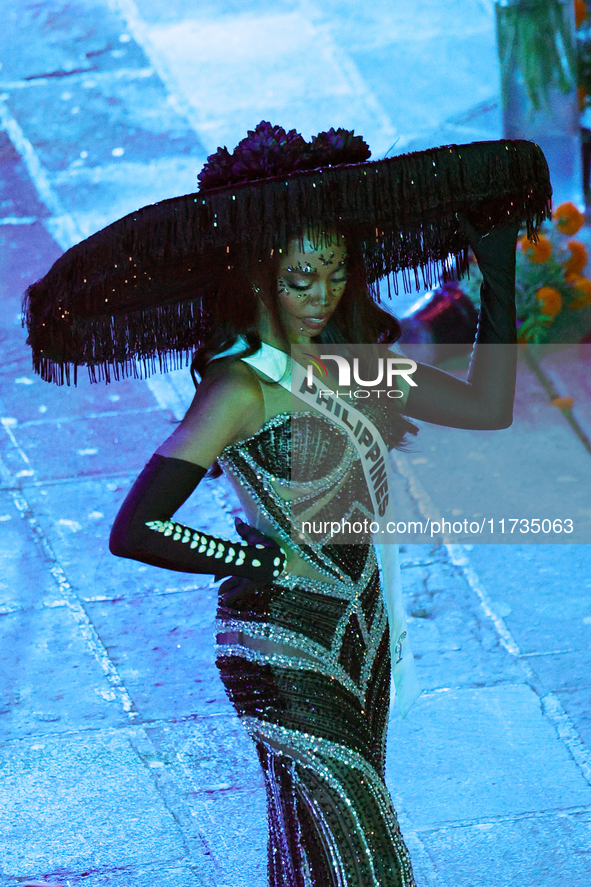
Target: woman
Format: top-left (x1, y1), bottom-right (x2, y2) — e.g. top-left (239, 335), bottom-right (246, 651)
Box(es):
top-left (108, 227), bottom-right (518, 886)
top-left (25, 123), bottom-right (551, 886)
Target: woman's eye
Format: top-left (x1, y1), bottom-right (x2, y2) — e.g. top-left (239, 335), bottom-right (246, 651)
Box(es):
top-left (281, 271), bottom-right (347, 291)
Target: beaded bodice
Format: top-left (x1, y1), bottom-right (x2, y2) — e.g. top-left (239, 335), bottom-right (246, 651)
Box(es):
top-left (216, 387), bottom-right (419, 746)
top-left (218, 401), bottom-right (403, 584)
top-left (216, 404), bottom-right (400, 712)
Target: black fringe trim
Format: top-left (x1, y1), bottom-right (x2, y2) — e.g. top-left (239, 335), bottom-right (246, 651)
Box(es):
top-left (23, 139), bottom-right (551, 384)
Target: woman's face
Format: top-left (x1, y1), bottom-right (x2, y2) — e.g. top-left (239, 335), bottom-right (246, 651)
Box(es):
top-left (276, 232), bottom-right (348, 342)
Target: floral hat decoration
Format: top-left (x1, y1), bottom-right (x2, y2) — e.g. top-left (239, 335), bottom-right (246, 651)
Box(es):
top-left (24, 121), bottom-right (551, 384)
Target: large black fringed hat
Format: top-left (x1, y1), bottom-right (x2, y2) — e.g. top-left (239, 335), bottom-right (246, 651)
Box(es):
top-left (24, 122), bottom-right (552, 385)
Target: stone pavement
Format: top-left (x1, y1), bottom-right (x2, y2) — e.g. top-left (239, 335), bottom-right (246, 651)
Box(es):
top-left (1, 1), bottom-right (590, 885)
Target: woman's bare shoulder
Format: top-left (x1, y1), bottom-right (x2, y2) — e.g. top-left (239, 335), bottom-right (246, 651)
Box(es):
top-left (156, 359), bottom-right (265, 466)
top-left (202, 356), bottom-right (265, 397)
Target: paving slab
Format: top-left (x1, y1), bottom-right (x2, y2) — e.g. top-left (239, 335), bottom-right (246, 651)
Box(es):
top-left (311, 0), bottom-right (494, 46)
top-left (0, 369), bottom-right (160, 427)
top-left (392, 357), bottom-right (591, 544)
top-left (51, 156), bottom-right (206, 237)
top-left (85, 587), bottom-right (229, 720)
top-left (0, 132), bottom-right (49, 221)
top-left (400, 99), bottom-right (502, 156)
top-left (399, 543), bottom-right (449, 569)
top-left (309, 0), bottom-right (498, 152)
top-left (556, 687), bottom-right (591, 756)
top-left (0, 728), bottom-right (188, 878)
top-left (146, 715), bottom-right (263, 797)
top-left (0, 222), bottom-right (61, 307)
top-left (386, 684), bottom-right (591, 831)
top-left (144, 717), bottom-right (267, 887)
top-left (462, 544), bottom-right (591, 658)
top-left (0, 861), bottom-right (204, 887)
top-left (0, 488), bottom-right (63, 613)
top-left (11, 476), bottom-right (155, 600)
top-left (402, 561), bottom-right (524, 690)
top-left (349, 32), bottom-right (497, 145)
top-left (3, 409), bottom-right (174, 481)
top-left (422, 810), bottom-right (591, 887)
top-left (527, 650), bottom-right (591, 694)
top-left (1, 1), bottom-right (149, 84)
top-left (144, 11), bottom-right (397, 154)
top-left (5, 72), bottom-right (204, 174)
top-left (0, 329), bottom-right (31, 377)
top-left (181, 788), bottom-right (267, 887)
top-left (138, 0), bottom-right (299, 25)
top-left (0, 604), bottom-right (125, 740)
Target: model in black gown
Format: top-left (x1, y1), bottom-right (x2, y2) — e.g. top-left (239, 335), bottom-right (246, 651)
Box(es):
top-left (109, 219), bottom-right (519, 887)
top-left (23, 118), bottom-right (549, 886)
top-left (215, 398), bottom-right (416, 886)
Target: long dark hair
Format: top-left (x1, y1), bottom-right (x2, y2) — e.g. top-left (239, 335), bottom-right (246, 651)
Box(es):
top-left (191, 225), bottom-right (418, 455)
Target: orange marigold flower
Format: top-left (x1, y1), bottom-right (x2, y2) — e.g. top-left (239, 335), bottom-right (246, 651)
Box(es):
top-left (554, 201), bottom-right (585, 235)
top-left (521, 234), bottom-right (552, 263)
top-left (569, 273), bottom-right (591, 295)
top-left (551, 396), bottom-right (575, 410)
top-left (535, 286), bottom-right (562, 317)
top-left (564, 239), bottom-right (588, 275)
top-left (566, 274), bottom-right (591, 308)
top-left (575, 0), bottom-right (588, 28)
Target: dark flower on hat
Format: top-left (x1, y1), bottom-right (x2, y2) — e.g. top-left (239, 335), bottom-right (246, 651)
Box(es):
top-left (309, 128), bottom-right (371, 166)
top-left (197, 121), bottom-right (370, 191)
top-left (198, 122), bottom-right (309, 190)
top-left (197, 145), bottom-right (235, 190)
top-left (230, 121), bottom-right (309, 181)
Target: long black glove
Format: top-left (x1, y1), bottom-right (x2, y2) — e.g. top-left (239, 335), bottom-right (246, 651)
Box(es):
top-left (110, 454), bottom-right (286, 581)
top-left (404, 219), bottom-right (519, 429)
top-left (217, 521), bottom-right (284, 607)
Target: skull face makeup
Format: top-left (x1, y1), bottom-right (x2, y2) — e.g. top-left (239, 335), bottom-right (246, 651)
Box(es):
top-left (276, 231), bottom-right (348, 341)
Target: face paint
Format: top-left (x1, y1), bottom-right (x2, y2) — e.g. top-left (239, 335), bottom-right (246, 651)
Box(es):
top-left (276, 232), bottom-right (348, 340)
top-left (317, 251), bottom-right (335, 267)
top-left (285, 262), bottom-right (316, 274)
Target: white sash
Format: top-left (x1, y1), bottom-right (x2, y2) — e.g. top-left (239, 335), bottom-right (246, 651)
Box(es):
top-left (213, 339), bottom-right (421, 717)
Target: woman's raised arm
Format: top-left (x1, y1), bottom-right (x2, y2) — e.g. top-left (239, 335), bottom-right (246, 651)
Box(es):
top-left (403, 221), bottom-right (519, 430)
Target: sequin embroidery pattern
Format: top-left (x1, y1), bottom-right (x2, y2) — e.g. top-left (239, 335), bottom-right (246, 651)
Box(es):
top-left (216, 410), bottom-right (416, 887)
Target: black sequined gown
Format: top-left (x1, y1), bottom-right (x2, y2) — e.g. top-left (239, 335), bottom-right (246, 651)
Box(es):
top-left (216, 408), bottom-right (416, 887)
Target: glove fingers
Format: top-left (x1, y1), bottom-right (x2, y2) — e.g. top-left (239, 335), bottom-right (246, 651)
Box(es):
top-left (235, 517), bottom-right (278, 548)
top-left (218, 576), bottom-right (241, 593)
top-left (219, 575), bottom-right (259, 607)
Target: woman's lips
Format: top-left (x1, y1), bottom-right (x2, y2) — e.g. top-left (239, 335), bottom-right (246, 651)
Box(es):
top-left (301, 315), bottom-right (329, 330)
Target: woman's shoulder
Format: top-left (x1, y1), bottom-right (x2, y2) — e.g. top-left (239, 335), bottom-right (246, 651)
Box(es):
top-left (204, 355), bottom-right (265, 394)
top-left (196, 358), bottom-right (265, 426)
top-left (156, 359), bottom-right (265, 465)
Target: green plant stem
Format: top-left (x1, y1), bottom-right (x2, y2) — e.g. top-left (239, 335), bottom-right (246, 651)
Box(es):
top-left (497, 0), bottom-right (577, 111)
